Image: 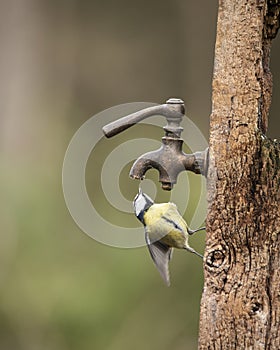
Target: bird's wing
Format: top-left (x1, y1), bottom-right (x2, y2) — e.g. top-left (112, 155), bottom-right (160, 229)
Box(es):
top-left (145, 229), bottom-right (172, 286)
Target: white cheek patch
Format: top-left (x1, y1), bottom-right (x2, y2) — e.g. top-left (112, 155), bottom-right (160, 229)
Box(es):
top-left (134, 195), bottom-right (147, 216)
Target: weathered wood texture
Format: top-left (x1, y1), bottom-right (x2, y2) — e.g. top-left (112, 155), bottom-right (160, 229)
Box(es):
top-left (199, 0), bottom-right (280, 348)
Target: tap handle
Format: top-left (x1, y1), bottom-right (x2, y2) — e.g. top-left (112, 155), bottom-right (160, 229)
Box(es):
top-left (103, 105), bottom-right (163, 138)
top-left (102, 98), bottom-right (185, 138)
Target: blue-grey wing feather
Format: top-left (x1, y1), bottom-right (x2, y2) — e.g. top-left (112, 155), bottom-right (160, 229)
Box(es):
top-left (145, 229), bottom-right (172, 286)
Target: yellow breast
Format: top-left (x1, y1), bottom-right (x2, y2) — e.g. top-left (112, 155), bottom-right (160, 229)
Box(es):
top-left (143, 202), bottom-right (188, 249)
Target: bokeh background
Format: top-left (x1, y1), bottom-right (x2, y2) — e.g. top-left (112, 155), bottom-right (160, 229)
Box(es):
top-left (1, 1), bottom-right (279, 349)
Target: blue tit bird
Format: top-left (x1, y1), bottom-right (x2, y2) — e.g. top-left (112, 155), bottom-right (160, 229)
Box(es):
top-left (133, 188), bottom-right (205, 286)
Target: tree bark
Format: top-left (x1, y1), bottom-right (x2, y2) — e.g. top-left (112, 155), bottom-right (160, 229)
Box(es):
top-left (199, 0), bottom-right (280, 349)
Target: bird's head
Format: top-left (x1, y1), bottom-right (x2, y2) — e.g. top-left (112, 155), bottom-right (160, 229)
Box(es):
top-left (133, 188), bottom-right (154, 223)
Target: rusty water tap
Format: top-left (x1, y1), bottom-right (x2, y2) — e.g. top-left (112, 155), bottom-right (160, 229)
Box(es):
top-left (102, 98), bottom-right (208, 190)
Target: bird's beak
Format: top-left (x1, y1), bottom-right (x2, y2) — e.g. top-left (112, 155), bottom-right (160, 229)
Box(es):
top-left (133, 186), bottom-right (142, 205)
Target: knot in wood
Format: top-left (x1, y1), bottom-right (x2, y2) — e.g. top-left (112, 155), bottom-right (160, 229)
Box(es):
top-left (205, 245), bottom-right (228, 273)
top-left (251, 302), bottom-right (262, 314)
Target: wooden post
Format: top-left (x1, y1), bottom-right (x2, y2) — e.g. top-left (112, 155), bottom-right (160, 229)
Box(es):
top-left (199, 0), bottom-right (280, 348)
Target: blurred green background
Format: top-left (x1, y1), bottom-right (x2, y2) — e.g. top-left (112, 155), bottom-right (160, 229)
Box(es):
top-left (0, 1), bottom-right (279, 349)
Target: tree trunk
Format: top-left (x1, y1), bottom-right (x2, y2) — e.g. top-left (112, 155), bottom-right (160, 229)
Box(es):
top-left (199, 0), bottom-right (280, 349)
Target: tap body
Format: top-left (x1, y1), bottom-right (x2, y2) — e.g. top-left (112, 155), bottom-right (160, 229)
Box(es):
top-left (130, 137), bottom-right (208, 190)
top-left (102, 98), bottom-right (208, 190)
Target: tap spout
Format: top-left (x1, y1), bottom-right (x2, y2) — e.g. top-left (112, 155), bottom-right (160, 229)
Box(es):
top-left (129, 137), bottom-right (208, 190)
top-left (129, 147), bottom-right (176, 191)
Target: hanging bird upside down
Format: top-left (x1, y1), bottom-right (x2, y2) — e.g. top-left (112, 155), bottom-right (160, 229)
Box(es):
top-left (133, 189), bottom-right (205, 286)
